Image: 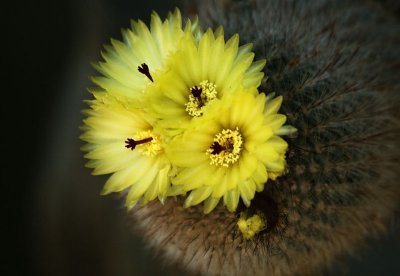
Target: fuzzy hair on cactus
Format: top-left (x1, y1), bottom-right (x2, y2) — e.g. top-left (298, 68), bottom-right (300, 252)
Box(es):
top-left (128, 0), bottom-right (400, 275)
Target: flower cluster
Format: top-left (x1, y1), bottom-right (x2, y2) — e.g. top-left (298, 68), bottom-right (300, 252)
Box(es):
top-left (81, 9), bottom-right (295, 214)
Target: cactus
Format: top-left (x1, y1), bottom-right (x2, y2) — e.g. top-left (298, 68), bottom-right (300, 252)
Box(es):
top-left (129, 1), bottom-right (400, 275)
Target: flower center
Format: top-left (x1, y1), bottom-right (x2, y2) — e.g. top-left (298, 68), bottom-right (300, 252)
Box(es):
top-left (185, 80), bottom-right (217, 117)
top-left (125, 130), bottom-right (162, 156)
top-left (206, 128), bottom-right (243, 167)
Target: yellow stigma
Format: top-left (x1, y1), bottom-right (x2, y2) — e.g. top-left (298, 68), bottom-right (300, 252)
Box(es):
top-left (206, 128), bottom-right (243, 167)
top-left (237, 211), bottom-right (266, 240)
top-left (134, 130), bottom-right (163, 156)
top-left (185, 80), bottom-right (217, 117)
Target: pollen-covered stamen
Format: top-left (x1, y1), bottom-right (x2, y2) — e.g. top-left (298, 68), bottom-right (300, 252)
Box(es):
top-left (138, 63), bottom-right (154, 82)
top-left (125, 137), bottom-right (153, 150)
top-left (185, 80), bottom-right (217, 117)
top-left (206, 128), bottom-right (243, 167)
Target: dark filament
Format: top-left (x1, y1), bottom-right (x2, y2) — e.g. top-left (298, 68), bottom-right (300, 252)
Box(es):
top-left (191, 86), bottom-right (204, 107)
top-left (210, 142), bottom-right (225, 154)
top-left (138, 63), bottom-right (154, 82)
top-left (125, 137), bottom-right (153, 150)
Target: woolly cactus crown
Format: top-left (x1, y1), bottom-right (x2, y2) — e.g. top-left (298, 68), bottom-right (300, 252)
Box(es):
top-left (81, 1), bottom-right (399, 275)
top-left (128, 1), bottom-right (400, 275)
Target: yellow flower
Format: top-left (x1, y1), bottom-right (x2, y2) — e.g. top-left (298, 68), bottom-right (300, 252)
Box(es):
top-left (81, 9), bottom-right (295, 214)
top-left (91, 9), bottom-right (201, 102)
top-left (80, 93), bottom-right (173, 208)
top-left (167, 91), bottom-right (292, 213)
top-left (237, 210), bottom-right (266, 240)
top-left (146, 27), bottom-right (266, 135)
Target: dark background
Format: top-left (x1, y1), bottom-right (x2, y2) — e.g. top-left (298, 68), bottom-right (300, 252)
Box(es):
top-left (4, 0), bottom-right (399, 275)
top-left (5, 1), bottom-right (183, 275)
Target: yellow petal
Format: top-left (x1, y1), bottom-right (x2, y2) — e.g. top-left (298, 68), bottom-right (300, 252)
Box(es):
top-left (238, 179), bottom-right (256, 205)
top-left (125, 163), bottom-right (159, 204)
top-left (172, 163), bottom-right (212, 188)
top-left (223, 189), bottom-right (240, 212)
top-left (211, 173), bottom-right (229, 198)
top-left (265, 158), bottom-right (286, 172)
top-left (264, 114), bottom-right (287, 131)
top-left (238, 152), bottom-right (258, 180)
top-left (252, 163), bottom-right (268, 184)
top-left (254, 143), bottom-right (280, 163)
top-left (264, 136), bottom-right (288, 154)
top-left (264, 96), bottom-right (283, 116)
top-left (101, 156), bottom-right (151, 194)
top-left (157, 164), bottom-right (171, 198)
top-left (185, 186), bottom-right (213, 207)
top-left (203, 197), bottom-right (220, 214)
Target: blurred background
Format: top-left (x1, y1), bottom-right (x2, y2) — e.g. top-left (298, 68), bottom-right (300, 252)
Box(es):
top-left (6, 0), bottom-right (184, 275)
top-left (4, 0), bottom-right (399, 275)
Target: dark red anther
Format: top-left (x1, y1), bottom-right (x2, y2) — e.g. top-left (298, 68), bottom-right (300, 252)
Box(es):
top-left (210, 142), bottom-right (225, 154)
top-left (125, 137), bottom-right (153, 150)
top-left (191, 86), bottom-right (204, 107)
top-left (138, 63), bottom-right (154, 82)
top-left (191, 86), bottom-right (202, 98)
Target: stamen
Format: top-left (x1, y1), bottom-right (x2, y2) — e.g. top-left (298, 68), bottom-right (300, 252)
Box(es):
top-left (126, 130), bottom-right (163, 156)
top-left (185, 80), bottom-right (217, 117)
top-left (125, 137), bottom-right (153, 150)
top-left (206, 128), bottom-right (243, 167)
top-left (138, 63), bottom-right (154, 82)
